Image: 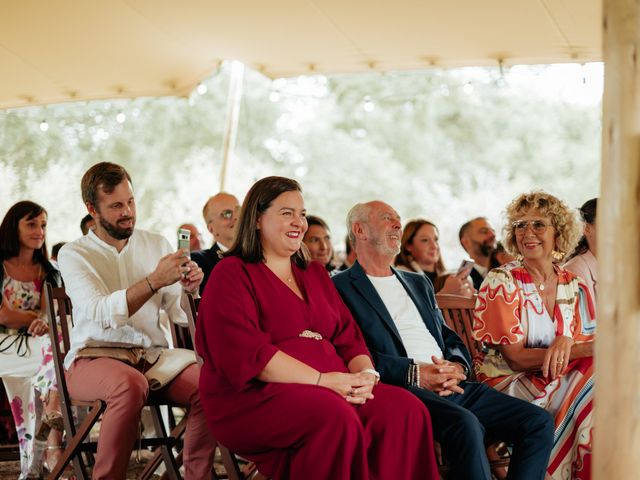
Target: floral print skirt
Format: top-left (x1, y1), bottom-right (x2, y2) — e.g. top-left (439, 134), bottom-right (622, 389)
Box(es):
top-left (1, 333), bottom-right (57, 479)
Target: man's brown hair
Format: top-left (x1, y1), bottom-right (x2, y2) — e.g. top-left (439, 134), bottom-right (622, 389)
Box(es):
top-left (81, 162), bottom-right (133, 207)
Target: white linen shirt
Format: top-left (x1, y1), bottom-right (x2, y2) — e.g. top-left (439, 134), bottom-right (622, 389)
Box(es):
top-left (58, 229), bottom-right (187, 369)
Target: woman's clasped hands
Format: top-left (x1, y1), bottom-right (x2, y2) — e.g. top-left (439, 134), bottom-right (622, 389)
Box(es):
top-left (542, 336), bottom-right (574, 379)
top-left (318, 371), bottom-right (377, 404)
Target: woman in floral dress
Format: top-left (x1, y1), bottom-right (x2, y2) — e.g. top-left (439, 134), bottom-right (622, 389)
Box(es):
top-left (0, 201), bottom-right (63, 478)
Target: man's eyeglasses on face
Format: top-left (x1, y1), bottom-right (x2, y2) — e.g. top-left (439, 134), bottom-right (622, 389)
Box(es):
top-left (206, 207), bottom-right (239, 224)
top-left (219, 207), bottom-right (240, 220)
top-left (512, 220), bottom-right (551, 235)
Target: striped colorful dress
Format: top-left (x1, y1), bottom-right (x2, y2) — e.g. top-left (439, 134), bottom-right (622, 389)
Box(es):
top-left (472, 261), bottom-right (595, 480)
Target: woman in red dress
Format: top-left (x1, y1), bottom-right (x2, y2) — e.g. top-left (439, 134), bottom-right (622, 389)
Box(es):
top-left (196, 176), bottom-right (439, 480)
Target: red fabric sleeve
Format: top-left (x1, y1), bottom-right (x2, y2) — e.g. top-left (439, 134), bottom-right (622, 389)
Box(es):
top-left (196, 258), bottom-right (279, 391)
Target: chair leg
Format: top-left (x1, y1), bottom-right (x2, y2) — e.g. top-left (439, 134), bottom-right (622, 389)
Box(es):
top-left (219, 445), bottom-right (245, 480)
top-left (138, 405), bottom-right (181, 480)
top-left (48, 400), bottom-right (104, 480)
top-left (141, 415), bottom-right (187, 479)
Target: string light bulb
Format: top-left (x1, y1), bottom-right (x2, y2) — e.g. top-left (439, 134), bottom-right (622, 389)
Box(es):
top-left (39, 120), bottom-right (49, 132)
top-left (363, 96), bottom-right (375, 112)
top-left (197, 83), bottom-right (208, 95)
top-left (116, 112), bottom-right (126, 123)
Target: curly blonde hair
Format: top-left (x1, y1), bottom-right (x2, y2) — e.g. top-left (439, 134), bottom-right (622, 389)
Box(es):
top-left (502, 191), bottom-right (582, 262)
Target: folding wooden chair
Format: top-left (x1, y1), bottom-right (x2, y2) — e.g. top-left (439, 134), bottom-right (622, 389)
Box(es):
top-left (44, 283), bottom-right (183, 480)
top-left (180, 294), bottom-right (268, 480)
top-left (435, 293), bottom-right (510, 479)
top-left (436, 293), bottom-right (484, 365)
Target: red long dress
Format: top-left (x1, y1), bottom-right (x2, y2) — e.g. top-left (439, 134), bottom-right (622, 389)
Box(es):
top-left (196, 257), bottom-right (439, 480)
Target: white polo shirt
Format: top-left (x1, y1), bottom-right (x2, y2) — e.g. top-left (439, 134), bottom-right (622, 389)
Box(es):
top-left (367, 274), bottom-right (443, 363)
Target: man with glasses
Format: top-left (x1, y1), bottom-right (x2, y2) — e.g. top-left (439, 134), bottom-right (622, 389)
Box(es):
top-left (192, 192), bottom-right (241, 295)
top-left (458, 217), bottom-right (497, 289)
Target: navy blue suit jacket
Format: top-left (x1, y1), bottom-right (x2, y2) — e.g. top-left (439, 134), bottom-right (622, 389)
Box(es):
top-left (332, 261), bottom-right (471, 387)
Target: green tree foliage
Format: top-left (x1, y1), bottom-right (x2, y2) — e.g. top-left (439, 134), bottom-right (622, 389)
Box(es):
top-left (0, 63), bottom-right (600, 265)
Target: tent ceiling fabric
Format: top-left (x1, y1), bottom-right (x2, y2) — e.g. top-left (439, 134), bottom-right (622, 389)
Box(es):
top-left (0, 0), bottom-right (601, 109)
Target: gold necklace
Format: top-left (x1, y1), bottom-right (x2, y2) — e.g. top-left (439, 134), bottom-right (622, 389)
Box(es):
top-left (525, 265), bottom-right (552, 292)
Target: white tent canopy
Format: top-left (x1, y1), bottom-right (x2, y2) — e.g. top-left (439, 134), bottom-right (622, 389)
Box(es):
top-left (0, 0), bottom-right (600, 109)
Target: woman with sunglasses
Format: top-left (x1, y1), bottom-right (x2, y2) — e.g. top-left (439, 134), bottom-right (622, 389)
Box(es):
top-left (472, 191), bottom-right (595, 480)
top-left (196, 176), bottom-right (438, 480)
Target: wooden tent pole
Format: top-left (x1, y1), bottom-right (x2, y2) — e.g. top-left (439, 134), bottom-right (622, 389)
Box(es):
top-left (595, 0), bottom-right (640, 476)
top-left (219, 61), bottom-right (245, 191)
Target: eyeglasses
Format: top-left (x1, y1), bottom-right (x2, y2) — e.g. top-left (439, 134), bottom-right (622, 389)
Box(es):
top-left (512, 220), bottom-right (551, 235)
top-left (206, 207), bottom-right (239, 224)
top-left (219, 209), bottom-right (235, 219)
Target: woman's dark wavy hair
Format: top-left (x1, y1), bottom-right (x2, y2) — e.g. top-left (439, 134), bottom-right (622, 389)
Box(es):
top-left (395, 219), bottom-right (446, 275)
top-left (0, 201), bottom-right (49, 265)
top-left (567, 198), bottom-right (598, 260)
top-left (224, 176), bottom-right (310, 268)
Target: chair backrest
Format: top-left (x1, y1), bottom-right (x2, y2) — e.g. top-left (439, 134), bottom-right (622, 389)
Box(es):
top-left (180, 293), bottom-right (202, 365)
top-left (436, 293), bottom-right (484, 362)
top-left (44, 282), bottom-right (77, 436)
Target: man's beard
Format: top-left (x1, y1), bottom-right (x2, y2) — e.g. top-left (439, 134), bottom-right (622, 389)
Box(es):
top-left (479, 242), bottom-right (494, 257)
top-left (100, 216), bottom-right (134, 240)
top-left (371, 234), bottom-right (401, 258)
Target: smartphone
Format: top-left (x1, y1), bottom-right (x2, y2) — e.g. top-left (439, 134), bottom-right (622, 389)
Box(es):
top-left (456, 259), bottom-right (474, 276)
top-left (177, 228), bottom-right (191, 257)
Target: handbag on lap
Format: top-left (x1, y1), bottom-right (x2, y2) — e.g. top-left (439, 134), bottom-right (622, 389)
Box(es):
top-left (76, 342), bottom-right (196, 390)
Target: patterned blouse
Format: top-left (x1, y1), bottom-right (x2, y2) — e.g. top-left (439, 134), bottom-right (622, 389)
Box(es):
top-left (1, 274), bottom-right (43, 334)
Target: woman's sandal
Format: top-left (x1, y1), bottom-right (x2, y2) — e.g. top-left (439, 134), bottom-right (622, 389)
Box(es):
top-left (28, 412), bottom-right (68, 479)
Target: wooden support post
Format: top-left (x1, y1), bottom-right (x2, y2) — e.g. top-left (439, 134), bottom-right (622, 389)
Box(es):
top-left (595, 0), bottom-right (640, 476)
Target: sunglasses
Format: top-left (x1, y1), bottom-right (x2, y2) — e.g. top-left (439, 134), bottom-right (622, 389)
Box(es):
top-left (512, 220), bottom-right (551, 235)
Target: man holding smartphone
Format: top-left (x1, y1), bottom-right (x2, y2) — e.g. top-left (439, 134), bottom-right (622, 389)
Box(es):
top-left (58, 162), bottom-right (215, 479)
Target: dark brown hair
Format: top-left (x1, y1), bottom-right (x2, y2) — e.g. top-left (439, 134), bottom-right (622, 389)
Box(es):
top-left (224, 176), bottom-right (309, 267)
top-left (458, 216), bottom-right (487, 243)
top-left (567, 198), bottom-right (598, 260)
top-left (395, 219), bottom-right (446, 275)
top-left (304, 215), bottom-right (330, 232)
top-left (81, 162), bottom-right (133, 208)
top-left (0, 201), bottom-right (49, 264)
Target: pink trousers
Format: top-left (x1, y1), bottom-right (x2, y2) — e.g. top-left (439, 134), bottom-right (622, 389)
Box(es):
top-left (66, 358), bottom-right (215, 480)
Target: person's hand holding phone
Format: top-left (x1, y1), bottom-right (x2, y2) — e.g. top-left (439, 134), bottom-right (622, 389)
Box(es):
top-left (456, 259), bottom-right (474, 277)
top-left (180, 260), bottom-right (204, 293)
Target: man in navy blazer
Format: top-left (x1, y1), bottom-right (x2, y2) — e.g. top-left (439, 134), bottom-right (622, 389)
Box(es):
top-left (333, 201), bottom-right (553, 480)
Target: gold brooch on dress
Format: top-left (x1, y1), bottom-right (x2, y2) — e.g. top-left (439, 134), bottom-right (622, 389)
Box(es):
top-left (299, 330), bottom-right (323, 340)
